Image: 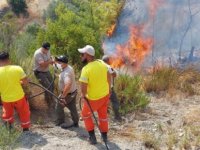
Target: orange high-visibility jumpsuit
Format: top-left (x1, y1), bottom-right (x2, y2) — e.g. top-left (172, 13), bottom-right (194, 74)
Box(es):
top-left (81, 95), bottom-right (109, 132)
top-left (2, 96), bottom-right (30, 129)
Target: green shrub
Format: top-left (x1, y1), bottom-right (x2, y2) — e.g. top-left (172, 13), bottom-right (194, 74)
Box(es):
top-left (7, 0), bottom-right (28, 17)
top-left (0, 124), bottom-right (20, 149)
top-left (26, 23), bottom-right (40, 36)
top-left (38, 0), bottom-right (123, 67)
top-left (115, 74), bottom-right (150, 115)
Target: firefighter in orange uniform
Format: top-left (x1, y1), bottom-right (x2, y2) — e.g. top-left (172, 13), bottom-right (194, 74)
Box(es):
top-left (0, 51), bottom-right (30, 131)
top-left (78, 45), bottom-right (111, 144)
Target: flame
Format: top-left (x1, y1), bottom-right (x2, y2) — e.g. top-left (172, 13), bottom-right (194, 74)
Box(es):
top-left (109, 56), bottom-right (124, 68)
top-left (109, 26), bottom-right (153, 70)
top-left (103, 0), bottom-right (164, 71)
top-left (106, 23), bottom-right (116, 37)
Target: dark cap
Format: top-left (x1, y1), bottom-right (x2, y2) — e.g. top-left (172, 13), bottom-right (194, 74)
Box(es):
top-left (42, 42), bottom-right (50, 50)
top-left (55, 55), bottom-right (68, 64)
top-left (0, 51), bottom-right (9, 60)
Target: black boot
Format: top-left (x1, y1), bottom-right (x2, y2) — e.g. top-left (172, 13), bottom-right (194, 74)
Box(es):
top-left (101, 132), bottom-right (108, 142)
top-left (114, 110), bottom-right (122, 122)
top-left (23, 128), bottom-right (29, 132)
top-left (88, 130), bottom-right (97, 145)
top-left (4, 122), bottom-right (13, 131)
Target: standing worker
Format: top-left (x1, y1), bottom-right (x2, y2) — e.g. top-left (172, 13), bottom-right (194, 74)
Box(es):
top-left (54, 55), bottom-right (79, 128)
top-left (0, 51), bottom-right (30, 131)
top-left (33, 42), bottom-right (54, 108)
top-left (78, 45), bottom-right (111, 144)
top-left (102, 55), bottom-right (122, 121)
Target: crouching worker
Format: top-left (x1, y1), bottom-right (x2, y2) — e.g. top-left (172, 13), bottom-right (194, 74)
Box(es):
top-left (54, 55), bottom-right (79, 128)
top-left (0, 51), bottom-right (30, 132)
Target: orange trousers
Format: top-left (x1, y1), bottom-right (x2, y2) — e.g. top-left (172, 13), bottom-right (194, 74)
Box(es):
top-left (2, 96), bottom-right (31, 129)
top-left (81, 95), bottom-right (109, 132)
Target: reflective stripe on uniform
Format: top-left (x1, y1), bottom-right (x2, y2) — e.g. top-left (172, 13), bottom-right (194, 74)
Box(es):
top-left (82, 115), bottom-right (92, 120)
top-left (21, 121), bottom-right (30, 125)
top-left (99, 118), bottom-right (108, 122)
top-left (3, 117), bottom-right (13, 121)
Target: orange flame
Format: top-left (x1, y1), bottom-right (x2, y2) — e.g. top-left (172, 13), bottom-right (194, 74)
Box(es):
top-left (109, 26), bottom-right (153, 70)
top-left (106, 23), bottom-right (116, 37)
top-left (109, 56), bottom-right (124, 68)
top-left (103, 0), bottom-right (164, 71)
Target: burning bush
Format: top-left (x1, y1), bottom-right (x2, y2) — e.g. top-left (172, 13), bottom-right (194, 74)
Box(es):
top-left (114, 74), bottom-right (150, 115)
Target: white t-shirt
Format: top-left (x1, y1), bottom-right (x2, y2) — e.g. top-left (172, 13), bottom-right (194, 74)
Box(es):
top-left (58, 65), bottom-right (76, 93)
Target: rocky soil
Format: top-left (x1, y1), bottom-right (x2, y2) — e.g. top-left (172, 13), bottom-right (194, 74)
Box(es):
top-left (1, 93), bottom-right (199, 150)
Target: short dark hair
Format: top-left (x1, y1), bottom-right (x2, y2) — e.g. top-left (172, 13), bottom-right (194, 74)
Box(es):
top-left (42, 42), bottom-right (50, 50)
top-left (0, 51), bottom-right (9, 60)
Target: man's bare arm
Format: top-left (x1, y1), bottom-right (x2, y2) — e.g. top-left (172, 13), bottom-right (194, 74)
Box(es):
top-left (80, 82), bottom-right (88, 98)
top-left (61, 81), bottom-right (72, 98)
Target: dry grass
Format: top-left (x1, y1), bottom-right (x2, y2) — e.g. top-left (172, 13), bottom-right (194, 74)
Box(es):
top-left (144, 67), bottom-right (200, 96)
top-left (166, 128), bottom-right (178, 150)
top-left (142, 132), bottom-right (161, 150)
top-left (183, 107), bottom-right (200, 126)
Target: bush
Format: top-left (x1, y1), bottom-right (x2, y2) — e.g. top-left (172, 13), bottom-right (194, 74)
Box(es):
top-left (38, 0), bottom-right (123, 67)
top-left (0, 124), bottom-right (20, 149)
top-left (26, 23), bottom-right (40, 36)
top-left (144, 67), bottom-right (200, 96)
top-left (0, 20), bottom-right (16, 51)
top-left (115, 74), bottom-right (150, 115)
top-left (7, 0), bottom-right (28, 17)
top-left (144, 67), bottom-right (179, 94)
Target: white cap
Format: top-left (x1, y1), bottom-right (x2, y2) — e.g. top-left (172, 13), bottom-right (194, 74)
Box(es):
top-left (78, 45), bottom-right (95, 56)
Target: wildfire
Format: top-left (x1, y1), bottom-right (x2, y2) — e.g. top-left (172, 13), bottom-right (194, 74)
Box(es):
top-left (109, 56), bottom-right (124, 68)
top-left (106, 23), bottom-right (116, 37)
top-left (109, 26), bottom-right (153, 70)
top-left (103, 0), bottom-right (163, 71)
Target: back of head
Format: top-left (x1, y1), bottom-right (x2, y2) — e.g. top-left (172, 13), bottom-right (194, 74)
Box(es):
top-left (0, 51), bottom-right (9, 61)
top-left (102, 55), bottom-right (110, 64)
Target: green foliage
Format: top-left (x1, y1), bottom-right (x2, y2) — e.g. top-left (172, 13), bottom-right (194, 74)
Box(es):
top-left (0, 125), bottom-right (20, 149)
top-left (26, 23), bottom-right (40, 36)
top-left (0, 20), bottom-right (16, 51)
top-left (11, 30), bottom-right (37, 74)
top-left (43, 1), bottom-right (59, 21)
top-left (115, 74), bottom-right (150, 115)
top-left (38, 0), bottom-right (123, 66)
top-left (7, 0), bottom-right (28, 17)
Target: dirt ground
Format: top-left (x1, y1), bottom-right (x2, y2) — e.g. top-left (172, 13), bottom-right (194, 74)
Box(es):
top-left (1, 93), bottom-right (199, 150)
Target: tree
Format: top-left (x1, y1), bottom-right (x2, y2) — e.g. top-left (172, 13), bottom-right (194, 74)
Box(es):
top-left (7, 0), bottom-right (28, 17)
top-left (37, 0), bottom-right (123, 67)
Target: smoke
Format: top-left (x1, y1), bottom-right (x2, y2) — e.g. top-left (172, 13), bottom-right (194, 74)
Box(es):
top-left (103, 0), bottom-right (200, 68)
